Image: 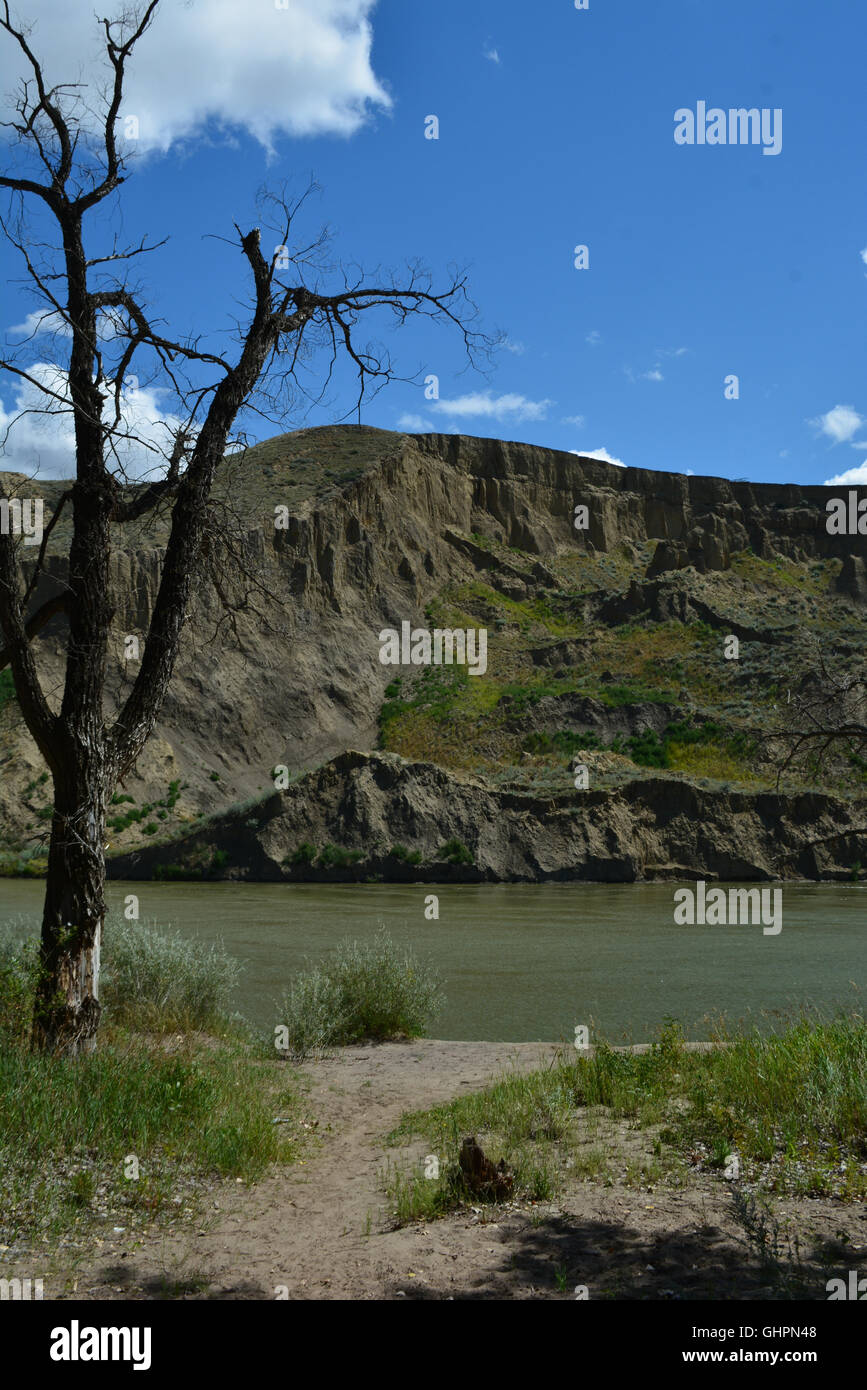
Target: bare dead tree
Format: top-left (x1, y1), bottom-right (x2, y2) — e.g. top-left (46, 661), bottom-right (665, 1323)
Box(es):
top-left (769, 653), bottom-right (867, 870)
top-left (770, 655), bottom-right (867, 789)
top-left (0, 1), bottom-right (491, 1055)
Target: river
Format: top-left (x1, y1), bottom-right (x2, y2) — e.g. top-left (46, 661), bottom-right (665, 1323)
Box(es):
top-left (1, 880), bottom-right (863, 1043)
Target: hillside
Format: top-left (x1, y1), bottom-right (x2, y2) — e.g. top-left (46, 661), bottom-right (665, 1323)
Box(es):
top-left (1, 425), bottom-right (865, 882)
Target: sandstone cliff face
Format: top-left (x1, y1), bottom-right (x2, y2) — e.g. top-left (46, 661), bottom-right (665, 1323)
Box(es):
top-left (1, 426), bottom-right (865, 875)
top-left (412, 432), bottom-right (862, 569)
top-left (107, 750), bottom-right (866, 885)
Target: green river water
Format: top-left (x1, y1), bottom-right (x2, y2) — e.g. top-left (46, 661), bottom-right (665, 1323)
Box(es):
top-left (1, 879), bottom-right (863, 1043)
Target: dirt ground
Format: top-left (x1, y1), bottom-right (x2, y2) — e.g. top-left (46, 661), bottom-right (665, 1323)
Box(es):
top-left (45, 1040), bottom-right (867, 1301)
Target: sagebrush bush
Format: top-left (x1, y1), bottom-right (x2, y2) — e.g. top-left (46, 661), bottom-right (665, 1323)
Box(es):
top-left (0, 914), bottom-right (243, 1036)
top-left (101, 917), bottom-right (242, 1031)
top-left (276, 928), bottom-right (443, 1060)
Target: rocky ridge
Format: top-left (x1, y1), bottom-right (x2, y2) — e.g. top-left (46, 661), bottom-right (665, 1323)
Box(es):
top-left (1, 425), bottom-right (864, 882)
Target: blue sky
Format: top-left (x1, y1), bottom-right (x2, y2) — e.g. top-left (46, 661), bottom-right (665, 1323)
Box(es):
top-left (1, 0), bottom-right (865, 485)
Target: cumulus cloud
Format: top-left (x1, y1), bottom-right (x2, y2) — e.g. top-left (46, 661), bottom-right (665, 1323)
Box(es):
top-left (8, 310), bottom-right (72, 339)
top-left (642, 368), bottom-right (664, 382)
top-left (483, 44), bottom-right (500, 64)
top-left (861, 246), bottom-right (867, 267)
top-left (430, 392), bottom-right (552, 423)
top-left (2, 0), bottom-right (390, 154)
top-left (561, 414), bottom-right (585, 427)
top-left (810, 404), bottom-right (864, 444)
top-left (824, 461), bottom-right (867, 486)
top-left (569, 446), bottom-right (627, 468)
top-left (397, 412), bottom-right (433, 431)
top-left (0, 362), bottom-right (188, 479)
top-left (8, 307), bottom-right (123, 342)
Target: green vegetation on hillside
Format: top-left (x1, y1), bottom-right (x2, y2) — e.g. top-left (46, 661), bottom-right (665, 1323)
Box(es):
top-left (377, 536), bottom-right (866, 799)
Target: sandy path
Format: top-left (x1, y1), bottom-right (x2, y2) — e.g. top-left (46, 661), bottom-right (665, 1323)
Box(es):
top-left (66, 1039), bottom-right (864, 1301)
top-left (71, 1040), bottom-right (561, 1300)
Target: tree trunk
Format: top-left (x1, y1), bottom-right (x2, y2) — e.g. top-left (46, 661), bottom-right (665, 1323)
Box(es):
top-left (32, 765), bottom-right (108, 1056)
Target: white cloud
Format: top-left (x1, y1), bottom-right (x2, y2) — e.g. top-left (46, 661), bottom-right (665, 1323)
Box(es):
top-left (8, 310), bottom-right (72, 339)
top-left (0, 362), bottom-right (188, 479)
top-left (810, 404), bottom-right (864, 444)
top-left (861, 246), bottom-right (867, 267)
top-left (397, 413), bottom-right (433, 431)
top-left (824, 461), bottom-right (867, 486)
top-left (561, 414), bottom-right (585, 427)
top-left (585, 330), bottom-right (601, 346)
top-left (430, 392), bottom-right (552, 423)
top-left (483, 45), bottom-right (500, 64)
top-left (502, 338), bottom-right (525, 355)
top-left (3, 0), bottom-right (390, 154)
top-left (8, 307), bottom-right (122, 341)
top-left (569, 446), bottom-right (627, 468)
top-left (627, 348), bottom-right (685, 383)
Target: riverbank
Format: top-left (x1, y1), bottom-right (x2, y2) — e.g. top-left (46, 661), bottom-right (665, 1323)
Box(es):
top-left (2, 913), bottom-right (864, 1301)
top-left (22, 1033), bottom-right (867, 1302)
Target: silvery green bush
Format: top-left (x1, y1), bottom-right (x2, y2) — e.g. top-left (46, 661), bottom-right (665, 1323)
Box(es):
top-left (276, 929), bottom-right (443, 1061)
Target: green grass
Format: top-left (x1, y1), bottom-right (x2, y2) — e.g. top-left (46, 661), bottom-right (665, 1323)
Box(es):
top-left (597, 681), bottom-right (678, 709)
top-left (435, 838), bottom-right (474, 866)
top-left (0, 1034), bottom-right (296, 1247)
top-left (389, 845), bottom-right (423, 865)
top-left (152, 862), bottom-right (204, 881)
top-left (522, 720), bottom-right (757, 779)
top-left (498, 680), bottom-right (565, 717)
top-left (385, 1014), bottom-right (867, 1223)
top-left (275, 929), bottom-right (444, 1061)
top-left (286, 842), bottom-right (316, 866)
top-left (317, 843), bottom-right (362, 868)
top-left (0, 918), bottom-right (298, 1249)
